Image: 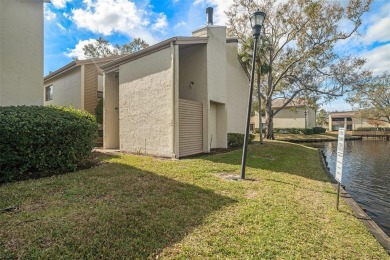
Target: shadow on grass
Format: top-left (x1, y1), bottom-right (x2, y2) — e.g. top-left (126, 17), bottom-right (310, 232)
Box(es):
top-left (0, 151), bottom-right (119, 186)
top-left (199, 142), bottom-right (329, 182)
top-left (0, 162), bottom-right (236, 259)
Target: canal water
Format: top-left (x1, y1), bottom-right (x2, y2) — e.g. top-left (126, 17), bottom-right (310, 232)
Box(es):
top-left (307, 139), bottom-right (390, 237)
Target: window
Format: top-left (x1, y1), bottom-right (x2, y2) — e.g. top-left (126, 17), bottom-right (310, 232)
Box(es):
top-left (97, 91), bottom-right (103, 98)
top-left (45, 85), bottom-right (53, 101)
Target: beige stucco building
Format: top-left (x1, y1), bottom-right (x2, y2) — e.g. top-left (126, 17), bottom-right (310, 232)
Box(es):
top-left (328, 111), bottom-right (390, 131)
top-left (251, 99), bottom-right (316, 130)
top-left (0, 0), bottom-right (48, 106)
top-left (101, 25), bottom-right (249, 158)
top-left (44, 57), bottom-right (117, 115)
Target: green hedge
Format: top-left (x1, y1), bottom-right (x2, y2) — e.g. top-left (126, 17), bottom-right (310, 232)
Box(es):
top-left (303, 128), bottom-right (314, 135)
top-left (312, 127), bottom-right (326, 134)
top-left (355, 127), bottom-right (390, 131)
top-left (273, 128), bottom-right (324, 135)
top-left (95, 98), bottom-right (103, 125)
top-left (228, 133), bottom-right (255, 147)
top-left (0, 106), bottom-right (98, 183)
top-left (274, 128), bottom-right (306, 134)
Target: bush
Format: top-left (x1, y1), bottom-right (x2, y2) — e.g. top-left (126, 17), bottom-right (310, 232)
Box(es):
top-left (303, 128), bottom-right (314, 135)
top-left (228, 133), bottom-right (255, 147)
top-left (356, 127), bottom-right (390, 131)
top-left (254, 128), bottom-right (266, 134)
top-left (0, 106), bottom-right (98, 183)
top-left (274, 128), bottom-right (305, 134)
top-left (273, 128), bottom-right (317, 135)
top-left (312, 127), bottom-right (326, 134)
top-left (95, 98), bottom-right (103, 125)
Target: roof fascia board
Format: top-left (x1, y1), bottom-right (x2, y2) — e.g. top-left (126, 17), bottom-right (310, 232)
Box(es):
top-left (101, 37), bottom-right (208, 72)
top-left (44, 62), bottom-right (77, 82)
top-left (44, 56), bottom-right (120, 81)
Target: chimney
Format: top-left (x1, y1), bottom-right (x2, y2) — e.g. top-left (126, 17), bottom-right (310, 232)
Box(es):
top-left (206, 7), bottom-right (213, 25)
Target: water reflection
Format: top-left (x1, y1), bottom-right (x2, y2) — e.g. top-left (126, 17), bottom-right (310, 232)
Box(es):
top-left (307, 140), bottom-right (390, 236)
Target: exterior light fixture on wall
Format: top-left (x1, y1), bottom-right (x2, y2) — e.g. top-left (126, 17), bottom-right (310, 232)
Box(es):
top-left (240, 10), bottom-right (266, 180)
top-left (189, 82), bottom-right (194, 88)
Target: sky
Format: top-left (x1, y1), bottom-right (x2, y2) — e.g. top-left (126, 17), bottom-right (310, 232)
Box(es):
top-left (44, 0), bottom-right (390, 111)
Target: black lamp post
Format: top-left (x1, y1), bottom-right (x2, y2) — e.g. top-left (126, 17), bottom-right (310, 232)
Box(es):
top-left (240, 11), bottom-right (266, 180)
top-left (304, 110), bottom-right (307, 129)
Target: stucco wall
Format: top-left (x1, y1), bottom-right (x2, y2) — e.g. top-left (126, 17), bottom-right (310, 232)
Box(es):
top-left (44, 68), bottom-right (82, 109)
top-left (118, 47), bottom-right (174, 157)
top-left (273, 108), bottom-right (306, 128)
top-left (206, 27), bottom-right (227, 104)
top-left (226, 43), bottom-right (249, 134)
top-left (0, 0), bottom-right (44, 106)
top-left (273, 107), bottom-right (316, 128)
top-left (307, 108), bottom-right (316, 128)
top-left (179, 44), bottom-right (208, 152)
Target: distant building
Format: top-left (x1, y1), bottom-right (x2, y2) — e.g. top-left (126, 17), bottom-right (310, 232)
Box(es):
top-left (0, 0), bottom-right (48, 106)
top-left (44, 57), bottom-right (118, 115)
top-left (250, 99), bottom-right (316, 130)
top-left (328, 111), bottom-right (390, 131)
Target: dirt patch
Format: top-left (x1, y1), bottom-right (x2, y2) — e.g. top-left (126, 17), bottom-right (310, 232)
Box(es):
top-left (216, 172), bottom-right (258, 182)
top-left (216, 172), bottom-right (240, 180)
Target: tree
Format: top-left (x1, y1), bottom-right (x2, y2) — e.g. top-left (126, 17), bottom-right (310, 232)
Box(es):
top-left (316, 109), bottom-right (328, 127)
top-left (349, 72), bottom-right (390, 124)
top-left (82, 37), bottom-right (149, 59)
top-left (115, 38), bottom-right (149, 54)
top-left (366, 118), bottom-right (386, 128)
top-left (226, 0), bottom-right (371, 139)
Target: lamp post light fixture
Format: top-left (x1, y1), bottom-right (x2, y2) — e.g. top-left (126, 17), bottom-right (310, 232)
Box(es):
top-left (304, 110), bottom-right (307, 129)
top-left (240, 11), bottom-right (266, 180)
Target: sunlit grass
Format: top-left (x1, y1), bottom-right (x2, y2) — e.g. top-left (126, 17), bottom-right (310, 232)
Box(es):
top-left (0, 142), bottom-right (388, 259)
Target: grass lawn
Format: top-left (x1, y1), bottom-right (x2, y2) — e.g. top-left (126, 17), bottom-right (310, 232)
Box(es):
top-left (254, 132), bottom-right (353, 141)
top-left (0, 142), bottom-right (388, 259)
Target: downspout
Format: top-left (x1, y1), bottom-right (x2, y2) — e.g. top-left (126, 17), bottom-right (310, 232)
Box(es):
top-left (171, 42), bottom-right (176, 158)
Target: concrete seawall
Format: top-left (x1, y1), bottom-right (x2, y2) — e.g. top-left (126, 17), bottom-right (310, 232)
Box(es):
top-left (318, 149), bottom-right (390, 255)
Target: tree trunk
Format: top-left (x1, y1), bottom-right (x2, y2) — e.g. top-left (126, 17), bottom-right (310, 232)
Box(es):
top-left (256, 68), bottom-right (263, 144)
top-left (265, 100), bottom-right (274, 139)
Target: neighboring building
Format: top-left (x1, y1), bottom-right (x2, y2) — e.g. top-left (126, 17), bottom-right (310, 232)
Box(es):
top-left (328, 111), bottom-right (390, 131)
top-left (44, 57), bottom-right (118, 115)
top-left (101, 13), bottom-right (249, 158)
top-left (250, 99), bottom-right (316, 130)
top-left (0, 0), bottom-right (49, 106)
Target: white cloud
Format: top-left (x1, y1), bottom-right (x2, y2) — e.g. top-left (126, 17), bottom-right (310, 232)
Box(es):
top-left (193, 0), bottom-right (234, 25)
top-left (174, 21), bottom-right (187, 29)
top-left (71, 0), bottom-right (158, 43)
top-left (65, 39), bottom-right (116, 60)
top-left (57, 22), bottom-right (66, 31)
top-left (152, 13), bottom-right (168, 31)
top-left (51, 0), bottom-right (72, 9)
top-left (44, 6), bottom-right (57, 21)
top-left (363, 2), bottom-right (390, 44)
top-left (362, 44), bottom-right (390, 75)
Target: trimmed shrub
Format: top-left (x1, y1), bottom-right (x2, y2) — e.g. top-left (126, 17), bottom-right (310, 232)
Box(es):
top-left (274, 128), bottom-right (305, 134)
top-left (254, 128), bottom-right (266, 134)
top-left (0, 106), bottom-right (98, 183)
top-left (356, 127), bottom-right (390, 131)
top-left (95, 98), bottom-right (103, 125)
top-left (312, 127), bottom-right (326, 134)
top-left (227, 133), bottom-right (255, 147)
top-left (302, 128), bottom-right (314, 135)
top-left (274, 128), bottom-right (317, 135)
